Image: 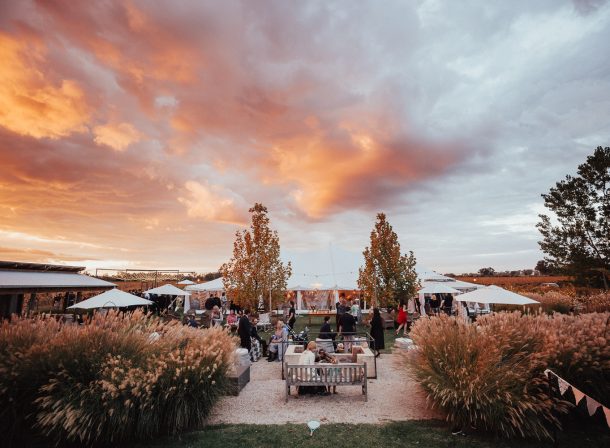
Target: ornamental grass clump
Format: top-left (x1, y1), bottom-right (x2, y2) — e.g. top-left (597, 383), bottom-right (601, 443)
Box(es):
top-left (405, 312), bottom-right (609, 440)
top-left (0, 310), bottom-right (236, 446)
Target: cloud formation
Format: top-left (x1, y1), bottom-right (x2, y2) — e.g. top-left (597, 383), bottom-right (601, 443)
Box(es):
top-left (0, 33), bottom-right (91, 139)
top-left (94, 122), bottom-right (142, 151)
top-left (178, 181), bottom-right (247, 224)
top-left (0, 0), bottom-right (608, 273)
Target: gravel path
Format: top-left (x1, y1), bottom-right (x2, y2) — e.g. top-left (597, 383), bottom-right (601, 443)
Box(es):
top-left (207, 354), bottom-right (442, 425)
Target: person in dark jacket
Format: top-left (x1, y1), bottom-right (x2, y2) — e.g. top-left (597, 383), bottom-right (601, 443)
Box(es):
top-left (339, 310), bottom-right (356, 351)
top-left (237, 309), bottom-right (252, 352)
top-left (369, 308), bottom-right (385, 358)
top-left (319, 316), bottom-right (336, 340)
top-left (287, 301), bottom-right (296, 329)
top-left (250, 318), bottom-right (267, 356)
top-left (205, 296), bottom-right (222, 310)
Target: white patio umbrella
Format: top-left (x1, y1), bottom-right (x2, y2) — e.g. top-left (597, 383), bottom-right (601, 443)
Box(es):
top-left (454, 285), bottom-right (539, 305)
top-left (185, 277), bottom-right (225, 292)
top-left (144, 284), bottom-right (190, 296)
top-left (177, 279), bottom-right (195, 285)
top-left (68, 289), bottom-right (153, 309)
top-left (418, 283), bottom-right (461, 294)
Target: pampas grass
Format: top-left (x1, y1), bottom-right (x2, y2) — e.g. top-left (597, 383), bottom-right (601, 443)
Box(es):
top-left (404, 312), bottom-right (609, 440)
top-left (0, 310), bottom-right (236, 445)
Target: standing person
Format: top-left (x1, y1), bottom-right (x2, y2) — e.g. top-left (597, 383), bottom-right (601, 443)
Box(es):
top-left (395, 301), bottom-right (408, 336)
top-left (238, 309), bottom-right (252, 356)
top-left (350, 299), bottom-right (361, 323)
top-left (288, 300), bottom-right (296, 329)
top-left (431, 294), bottom-right (441, 315)
top-left (336, 296), bottom-right (346, 329)
top-left (220, 292), bottom-right (227, 314)
top-left (419, 294), bottom-right (426, 317)
top-left (210, 305), bottom-right (222, 327)
top-left (406, 296), bottom-right (416, 332)
top-left (441, 294), bottom-right (454, 315)
top-left (335, 300), bottom-right (342, 329)
top-left (369, 308), bottom-right (385, 358)
top-left (339, 308), bottom-right (356, 352)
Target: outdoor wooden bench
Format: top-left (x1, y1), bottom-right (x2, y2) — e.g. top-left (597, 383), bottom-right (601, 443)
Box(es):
top-left (285, 363), bottom-right (367, 402)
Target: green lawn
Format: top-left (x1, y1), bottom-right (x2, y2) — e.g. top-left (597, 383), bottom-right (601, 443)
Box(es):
top-left (142, 421), bottom-right (610, 448)
top-left (260, 313), bottom-right (401, 354)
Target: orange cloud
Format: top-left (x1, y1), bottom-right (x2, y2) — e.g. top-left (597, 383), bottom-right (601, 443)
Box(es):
top-left (0, 1), bottom-right (470, 271)
top-left (0, 33), bottom-right (91, 139)
top-left (0, 246), bottom-right (97, 263)
top-left (178, 181), bottom-right (247, 225)
top-left (93, 122), bottom-right (142, 151)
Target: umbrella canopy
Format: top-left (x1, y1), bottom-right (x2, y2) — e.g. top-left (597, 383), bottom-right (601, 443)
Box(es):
top-left (454, 285), bottom-right (539, 305)
top-left (68, 289), bottom-right (153, 309)
top-left (144, 284), bottom-right (190, 296)
top-left (186, 277), bottom-right (225, 292)
top-left (419, 283), bottom-right (461, 294)
top-left (177, 279), bottom-right (195, 285)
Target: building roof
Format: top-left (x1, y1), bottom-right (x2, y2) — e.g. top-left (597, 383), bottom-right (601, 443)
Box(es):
top-left (0, 270), bottom-right (115, 291)
top-left (0, 260), bottom-right (85, 273)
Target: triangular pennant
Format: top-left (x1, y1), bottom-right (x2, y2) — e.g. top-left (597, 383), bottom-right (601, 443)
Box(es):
top-left (557, 377), bottom-right (570, 395)
top-left (604, 407), bottom-right (610, 428)
top-left (572, 387), bottom-right (585, 405)
top-left (586, 396), bottom-right (601, 416)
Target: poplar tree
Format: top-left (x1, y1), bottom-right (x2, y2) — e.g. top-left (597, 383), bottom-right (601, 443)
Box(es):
top-left (221, 203), bottom-right (292, 311)
top-left (358, 213), bottom-right (418, 307)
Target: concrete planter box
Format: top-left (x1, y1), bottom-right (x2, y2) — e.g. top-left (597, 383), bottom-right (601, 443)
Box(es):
top-left (226, 363), bottom-right (250, 396)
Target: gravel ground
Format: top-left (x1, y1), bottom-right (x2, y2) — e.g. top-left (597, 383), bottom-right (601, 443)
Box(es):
top-left (206, 354), bottom-right (442, 425)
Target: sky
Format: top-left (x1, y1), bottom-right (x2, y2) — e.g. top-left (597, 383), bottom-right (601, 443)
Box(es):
top-left (0, 0), bottom-right (609, 277)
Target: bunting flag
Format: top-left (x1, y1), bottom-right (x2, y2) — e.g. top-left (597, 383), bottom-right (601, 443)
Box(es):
top-left (572, 387), bottom-right (585, 405)
top-left (544, 369), bottom-right (609, 428)
top-left (556, 376), bottom-right (570, 395)
top-left (586, 396), bottom-right (602, 417)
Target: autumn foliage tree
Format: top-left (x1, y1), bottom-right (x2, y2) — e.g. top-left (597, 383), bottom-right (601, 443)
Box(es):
top-left (221, 203), bottom-right (292, 311)
top-left (358, 213), bottom-right (418, 308)
top-left (537, 146), bottom-right (610, 289)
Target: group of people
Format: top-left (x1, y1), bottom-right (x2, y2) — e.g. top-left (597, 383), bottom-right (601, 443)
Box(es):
top-left (236, 309), bottom-right (273, 362)
top-left (317, 306), bottom-right (385, 357)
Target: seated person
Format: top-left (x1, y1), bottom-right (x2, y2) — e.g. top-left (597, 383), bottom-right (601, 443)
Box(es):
top-left (318, 316), bottom-right (336, 340)
top-left (186, 314), bottom-right (199, 328)
top-left (298, 341), bottom-right (327, 395)
top-left (267, 320), bottom-right (288, 362)
top-left (298, 340), bottom-right (317, 365)
top-left (210, 305), bottom-right (223, 327)
top-left (226, 309), bottom-right (238, 327)
top-left (317, 348), bottom-right (338, 394)
top-left (250, 319), bottom-right (267, 357)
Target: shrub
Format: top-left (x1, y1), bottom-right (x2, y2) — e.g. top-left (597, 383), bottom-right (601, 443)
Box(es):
top-left (525, 291), bottom-right (575, 314)
top-left (0, 311), bottom-right (237, 446)
top-left (576, 293), bottom-right (610, 313)
top-left (404, 312), bottom-right (609, 440)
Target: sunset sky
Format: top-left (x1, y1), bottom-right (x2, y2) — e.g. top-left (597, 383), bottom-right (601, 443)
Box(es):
top-left (1, 0), bottom-right (609, 276)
